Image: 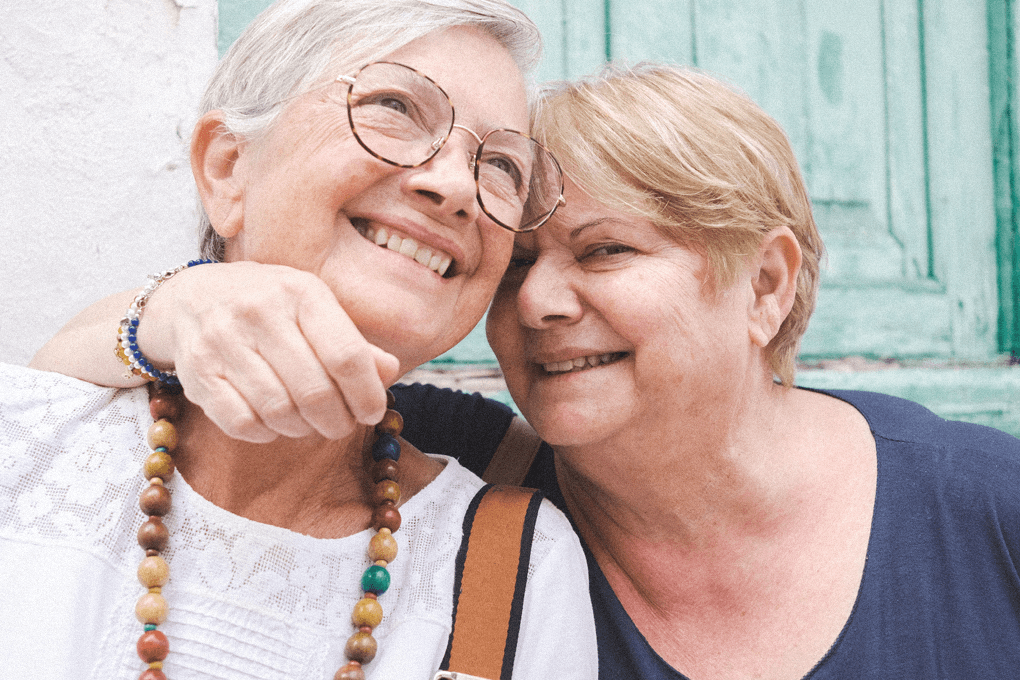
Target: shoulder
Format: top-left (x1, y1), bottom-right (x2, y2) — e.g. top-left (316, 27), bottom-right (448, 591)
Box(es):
top-left (820, 388), bottom-right (1020, 513)
top-left (816, 387), bottom-right (1020, 456)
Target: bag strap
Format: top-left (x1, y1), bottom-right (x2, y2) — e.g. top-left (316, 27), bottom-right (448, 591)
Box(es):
top-left (441, 484), bottom-right (544, 680)
top-left (482, 416), bottom-right (543, 486)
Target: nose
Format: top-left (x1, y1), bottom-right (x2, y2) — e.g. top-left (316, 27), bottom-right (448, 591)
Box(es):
top-left (403, 126), bottom-right (481, 223)
top-left (515, 254), bottom-right (583, 330)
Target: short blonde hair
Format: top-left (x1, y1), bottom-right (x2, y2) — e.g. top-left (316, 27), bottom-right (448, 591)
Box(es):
top-left (532, 63), bottom-right (823, 385)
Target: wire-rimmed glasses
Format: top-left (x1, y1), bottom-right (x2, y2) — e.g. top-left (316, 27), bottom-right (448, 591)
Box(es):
top-left (336, 61), bottom-right (565, 232)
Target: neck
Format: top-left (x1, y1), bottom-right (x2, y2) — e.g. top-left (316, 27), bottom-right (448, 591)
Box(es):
top-left (172, 399), bottom-right (442, 538)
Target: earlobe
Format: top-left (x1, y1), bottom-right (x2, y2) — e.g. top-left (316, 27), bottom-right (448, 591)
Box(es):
top-left (748, 227), bottom-right (802, 348)
top-left (191, 110), bottom-right (247, 239)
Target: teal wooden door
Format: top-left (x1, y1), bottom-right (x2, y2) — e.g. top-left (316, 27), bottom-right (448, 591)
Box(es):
top-left (217, 0), bottom-right (1013, 366)
top-left (517, 0), bottom-right (1006, 363)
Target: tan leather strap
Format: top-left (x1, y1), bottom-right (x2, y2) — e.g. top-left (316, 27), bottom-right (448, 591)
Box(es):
top-left (482, 416), bottom-right (543, 486)
top-left (441, 484), bottom-right (544, 680)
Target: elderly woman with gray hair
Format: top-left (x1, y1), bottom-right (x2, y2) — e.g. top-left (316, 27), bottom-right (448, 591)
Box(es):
top-left (0, 1), bottom-right (598, 679)
top-left (32, 35), bottom-right (1020, 680)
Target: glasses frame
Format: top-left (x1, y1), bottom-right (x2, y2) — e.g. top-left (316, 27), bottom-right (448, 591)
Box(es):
top-left (336, 61), bottom-right (565, 233)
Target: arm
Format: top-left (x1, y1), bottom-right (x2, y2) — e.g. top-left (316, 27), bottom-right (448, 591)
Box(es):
top-left (30, 261), bottom-right (399, 442)
top-left (31, 288), bottom-right (144, 388)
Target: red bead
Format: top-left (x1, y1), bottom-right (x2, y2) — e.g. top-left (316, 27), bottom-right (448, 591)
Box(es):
top-left (335, 662), bottom-right (366, 680)
top-left (140, 484), bottom-right (172, 516)
top-left (372, 502), bottom-right (401, 532)
top-left (139, 670), bottom-right (167, 680)
top-left (138, 517), bottom-right (169, 551)
top-left (149, 395), bottom-right (183, 422)
top-left (137, 630), bottom-right (169, 662)
top-left (375, 409), bottom-right (403, 436)
top-left (371, 459), bottom-right (399, 483)
top-left (371, 480), bottom-right (400, 506)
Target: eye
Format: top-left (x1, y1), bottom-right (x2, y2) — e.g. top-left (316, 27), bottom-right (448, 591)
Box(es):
top-left (483, 155), bottom-right (524, 188)
top-left (583, 243), bottom-right (634, 259)
top-left (376, 96), bottom-right (409, 115)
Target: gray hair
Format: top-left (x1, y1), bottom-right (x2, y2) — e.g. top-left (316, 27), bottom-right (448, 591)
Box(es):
top-left (197, 0), bottom-right (542, 260)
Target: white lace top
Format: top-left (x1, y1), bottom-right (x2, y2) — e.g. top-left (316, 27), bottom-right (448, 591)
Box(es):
top-left (0, 364), bottom-right (597, 680)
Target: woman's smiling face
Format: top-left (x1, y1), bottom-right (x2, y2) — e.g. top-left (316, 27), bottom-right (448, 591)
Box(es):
top-left (487, 183), bottom-right (760, 449)
top-left (222, 27), bottom-right (528, 372)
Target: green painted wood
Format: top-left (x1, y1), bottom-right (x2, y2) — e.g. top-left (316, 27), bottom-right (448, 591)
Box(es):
top-left (218, 0), bottom-right (274, 55)
top-left (923, 0), bottom-right (999, 361)
top-left (609, 0), bottom-right (694, 66)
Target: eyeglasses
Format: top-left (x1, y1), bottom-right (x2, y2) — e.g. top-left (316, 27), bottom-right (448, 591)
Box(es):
top-left (335, 61), bottom-right (565, 232)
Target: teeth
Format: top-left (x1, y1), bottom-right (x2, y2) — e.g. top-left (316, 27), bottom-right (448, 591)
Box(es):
top-left (542, 353), bottom-right (624, 374)
top-left (358, 223), bottom-right (455, 277)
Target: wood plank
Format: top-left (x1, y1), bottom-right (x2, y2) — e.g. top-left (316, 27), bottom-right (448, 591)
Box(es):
top-left (608, 0), bottom-right (695, 66)
top-left (921, 0), bottom-right (1000, 359)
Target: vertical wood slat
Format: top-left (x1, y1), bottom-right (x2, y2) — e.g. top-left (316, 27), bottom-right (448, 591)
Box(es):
top-left (922, 0), bottom-right (999, 360)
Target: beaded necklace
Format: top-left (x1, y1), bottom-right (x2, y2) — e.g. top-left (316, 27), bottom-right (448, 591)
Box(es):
top-left (134, 382), bottom-right (405, 680)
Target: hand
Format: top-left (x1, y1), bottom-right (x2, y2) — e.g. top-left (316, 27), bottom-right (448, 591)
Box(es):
top-left (142, 261), bottom-right (400, 443)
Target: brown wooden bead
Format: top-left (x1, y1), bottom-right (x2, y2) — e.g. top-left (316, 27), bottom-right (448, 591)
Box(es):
top-left (371, 459), bottom-right (399, 483)
top-left (144, 450), bottom-right (175, 481)
top-left (138, 555), bottom-right (169, 588)
top-left (137, 629), bottom-right (170, 662)
top-left (334, 662), bottom-right (366, 680)
top-left (138, 517), bottom-right (169, 551)
top-left (139, 484), bottom-right (172, 516)
top-left (351, 597), bottom-right (383, 628)
top-left (368, 530), bottom-right (397, 563)
top-left (371, 480), bottom-right (400, 506)
top-left (149, 395), bottom-right (183, 422)
top-left (386, 389), bottom-right (396, 409)
top-left (371, 503), bottom-right (401, 532)
top-left (375, 409), bottom-right (403, 436)
top-left (344, 631), bottom-right (377, 664)
top-left (139, 670), bottom-right (168, 680)
top-left (135, 592), bottom-right (168, 624)
top-left (146, 419), bottom-right (178, 452)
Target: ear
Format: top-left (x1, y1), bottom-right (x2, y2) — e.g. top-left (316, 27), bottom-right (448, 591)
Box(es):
top-left (748, 226), bottom-right (802, 348)
top-left (191, 110), bottom-right (247, 239)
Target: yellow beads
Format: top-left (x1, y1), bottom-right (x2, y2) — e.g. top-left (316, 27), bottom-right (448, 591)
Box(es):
top-left (135, 592), bottom-right (168, 625)
top-left (138, 556), bottom-right (170, 588)
top-left (368, 529), bottom-right (398, 563)
top-left (146, 419), bottom-right (178, 451)
top-left (352, 598), bottom-right (383, 628)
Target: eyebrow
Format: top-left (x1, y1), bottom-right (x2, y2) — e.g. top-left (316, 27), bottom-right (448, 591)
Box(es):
top-left (570, 218), bottom-right (619, 240)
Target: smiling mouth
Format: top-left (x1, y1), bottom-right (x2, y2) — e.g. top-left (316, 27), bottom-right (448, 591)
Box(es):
top-left (353, 218), bottom-right (455, 278)
top-left (541, 352), bottom-right (629, 375)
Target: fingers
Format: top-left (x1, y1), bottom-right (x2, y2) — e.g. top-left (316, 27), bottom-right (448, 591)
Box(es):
top-left (297, 285), bottom-right (393, 427)
top-left (158, 262), bottom-right (397, 442)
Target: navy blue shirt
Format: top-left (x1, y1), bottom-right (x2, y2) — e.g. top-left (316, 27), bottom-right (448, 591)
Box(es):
top-left (394, 384), bottom-right (1020, 678)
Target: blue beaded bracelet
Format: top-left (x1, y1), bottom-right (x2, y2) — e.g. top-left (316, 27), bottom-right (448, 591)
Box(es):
top-left (116, 259), bottom-right (215, 386)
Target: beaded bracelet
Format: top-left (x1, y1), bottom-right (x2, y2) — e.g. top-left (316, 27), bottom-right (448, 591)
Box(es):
top-left (116, 259), bottom-right (215, 386)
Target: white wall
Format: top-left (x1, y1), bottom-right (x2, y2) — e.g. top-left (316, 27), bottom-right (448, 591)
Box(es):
top-left (0, 0), bottom-right (218, 366)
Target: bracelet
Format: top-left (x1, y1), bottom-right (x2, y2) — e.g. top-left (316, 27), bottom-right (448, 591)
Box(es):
top-left (115, 259), bottom-right (215, 385)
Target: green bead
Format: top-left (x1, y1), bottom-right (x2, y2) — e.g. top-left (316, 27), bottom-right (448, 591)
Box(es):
top-left (144, 624), bottom-right (157, 632)
top-left (361, 565), bottom-right (391, 595)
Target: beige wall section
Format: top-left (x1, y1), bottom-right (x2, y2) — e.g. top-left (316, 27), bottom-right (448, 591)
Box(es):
top-left (0, 0), bottom-right (218, 366)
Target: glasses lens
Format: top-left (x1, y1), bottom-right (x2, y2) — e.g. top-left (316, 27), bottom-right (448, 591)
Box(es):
top-left (475, 131), bottom-right (563, 232)
top-left (347, 63), bottom-right (453, 167)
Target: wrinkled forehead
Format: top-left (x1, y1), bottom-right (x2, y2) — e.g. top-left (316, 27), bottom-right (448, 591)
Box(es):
top-left (380, 27), bottom-right (530, 134)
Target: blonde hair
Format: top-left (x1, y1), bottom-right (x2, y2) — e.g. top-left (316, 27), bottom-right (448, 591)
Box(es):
top-left (197, 0), bottom-right (541, 260)
top-left (532, 63), bottom-right (823, 385)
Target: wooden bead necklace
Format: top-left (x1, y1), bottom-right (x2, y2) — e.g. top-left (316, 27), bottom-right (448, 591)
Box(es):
top-left (134, 383), bottom-right (405, 680)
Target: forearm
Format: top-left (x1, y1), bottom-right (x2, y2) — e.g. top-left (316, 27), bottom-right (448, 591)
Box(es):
top-left (30, 288), bottom-right (144, 387)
